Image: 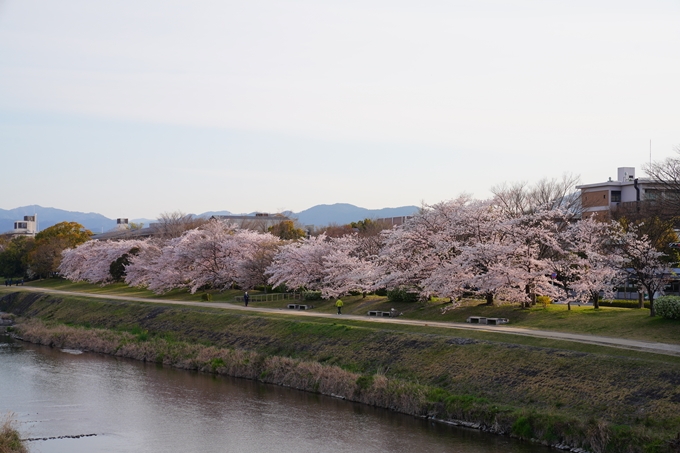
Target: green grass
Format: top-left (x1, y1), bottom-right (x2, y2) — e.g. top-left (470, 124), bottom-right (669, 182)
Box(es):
top-left (405, 299), bottom-right (680, 345)
top-left (14, 278), bottom-right (246, 302)
top-left (5, 279), bottom-right (680, 345)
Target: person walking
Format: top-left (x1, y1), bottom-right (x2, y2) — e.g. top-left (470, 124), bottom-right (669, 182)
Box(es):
top-left (244, 291), bottom-right (250, 307)
top-left (335, 298), bottom-right (343, 315)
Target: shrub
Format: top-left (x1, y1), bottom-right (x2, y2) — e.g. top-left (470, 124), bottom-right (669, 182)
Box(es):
top-left (201, 293), bottom-right (212, 302)
top-left (599, 300), bottom-right (650, 309)
top-left (536, 296), bottom-right (551, 307)
top-left (511, 415), bottom-right (534, 439)
top-left (302, 291), bottom-right (322, 301)
top-left (387, 287), bottom-right (419, 303)
top-left (0, 414), bottom-right (27, 453)
top-left (654, 296), bottom-right (680, 319)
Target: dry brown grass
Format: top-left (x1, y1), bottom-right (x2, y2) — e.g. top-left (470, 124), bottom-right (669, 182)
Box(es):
top-left (0, 413), bottom-right (27, 453)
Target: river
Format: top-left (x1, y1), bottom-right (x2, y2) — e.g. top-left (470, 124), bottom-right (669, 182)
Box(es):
top-left (0, 333), bottom-right (551, 452)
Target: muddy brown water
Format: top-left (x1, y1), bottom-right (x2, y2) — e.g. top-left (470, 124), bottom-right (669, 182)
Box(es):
top-left (0, 334), bottom-right (552, 453)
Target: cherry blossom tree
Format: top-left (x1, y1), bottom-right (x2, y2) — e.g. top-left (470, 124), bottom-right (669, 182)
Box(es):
top-left (135, 221), bottom-right (280, 294)
top-left (376, 196), bottom-right (473, 299)
top-left (566, 217), bottom-right (620, 308)
top-left (233, 230), bottom-right (280, 290)
top-left (420, 199), bottom-right (538, 305)
top-left (59, 239), bottom-right (148, 285)
top-left (124, 240), bottom-right (165, 289)
top-left (503, 209), bottom-right (574, 307)
top-left (612, 222), bottom-right (672, 316)
top-left (267, 234), bottom-right (334, 291)
top-left (61, 221), bottom-right (282, 294)
top-left (322, 234), bottom-right (378, 298)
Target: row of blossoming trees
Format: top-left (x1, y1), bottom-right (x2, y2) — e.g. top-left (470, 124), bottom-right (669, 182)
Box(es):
top-left (59, 195), bottom-right (676, 315)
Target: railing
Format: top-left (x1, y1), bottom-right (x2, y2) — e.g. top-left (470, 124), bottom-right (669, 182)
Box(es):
top-left (234, 292), bottom-right (302, 303)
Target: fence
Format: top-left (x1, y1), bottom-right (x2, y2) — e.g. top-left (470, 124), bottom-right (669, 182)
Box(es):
top-left (234, 292), bottom-right (302, 304)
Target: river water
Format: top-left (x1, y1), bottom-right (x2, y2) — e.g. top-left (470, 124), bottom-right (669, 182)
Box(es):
top-left (0, 334), bottom-right (551, 453)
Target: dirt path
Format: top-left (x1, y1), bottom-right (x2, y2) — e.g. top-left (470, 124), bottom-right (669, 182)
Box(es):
top-left (8, 287), bottom-right (680, 357)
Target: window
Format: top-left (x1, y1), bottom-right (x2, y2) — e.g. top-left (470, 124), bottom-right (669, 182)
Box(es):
top-left (645, 189), bottom-right (658, 200)
top-left (611, 191), bottom-right (621, 202)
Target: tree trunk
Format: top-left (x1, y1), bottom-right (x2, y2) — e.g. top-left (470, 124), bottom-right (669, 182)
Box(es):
top-left (592, 291), bottom-right (600, 309)
top-left (638, 292), bottom-right (644, 309)
top-left (485, 293), bottom-right (494, 306)
top-left (567, 300), bottom-right (571, 311)
top-left (649, 292), bottom-right (655, 317)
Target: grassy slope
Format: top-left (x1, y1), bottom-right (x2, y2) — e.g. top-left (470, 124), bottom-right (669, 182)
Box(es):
top-left (12, 279), bottom-right (680, 345)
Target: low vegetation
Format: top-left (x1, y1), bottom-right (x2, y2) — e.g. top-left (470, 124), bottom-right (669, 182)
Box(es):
top-left (654, 296), bottom-right (680, 320)
top-left (0, 414), bottom-right (27, 453)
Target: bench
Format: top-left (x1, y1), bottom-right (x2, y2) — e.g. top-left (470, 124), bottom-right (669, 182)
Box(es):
top-left (287, 304), bottom-right (313, 310)
top-left (466, 316), bottom-right (509, 325)
top-left (367, 310), bottom-right (398, 318)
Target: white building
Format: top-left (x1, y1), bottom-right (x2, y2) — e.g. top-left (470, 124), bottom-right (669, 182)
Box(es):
top-left (116, 218), bottom-right (129, 230)
top-left (12, 215), bottom-right (38, 237)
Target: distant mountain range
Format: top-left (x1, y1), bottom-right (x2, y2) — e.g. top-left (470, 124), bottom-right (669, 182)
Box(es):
top-left (291, 203), bottom-right (418, 226)
top-left (0, 204), bottom-right (419, 234)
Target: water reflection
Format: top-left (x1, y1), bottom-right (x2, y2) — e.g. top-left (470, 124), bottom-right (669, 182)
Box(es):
top-left (0, 334), bottom-right (550, 453)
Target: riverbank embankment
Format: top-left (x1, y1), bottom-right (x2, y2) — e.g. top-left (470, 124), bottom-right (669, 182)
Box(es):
top-left (2, 291), bottom-right (680, 453)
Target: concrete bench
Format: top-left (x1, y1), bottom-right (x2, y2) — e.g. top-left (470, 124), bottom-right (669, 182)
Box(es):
top-left (466, 316), bottom-right (509, 325)
top-left (367, 310), bottom-right (397, 317)
top-left (287, 304), bottom-right (313, 310)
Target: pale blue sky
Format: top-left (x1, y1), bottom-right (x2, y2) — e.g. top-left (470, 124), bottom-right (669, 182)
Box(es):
top-left (1, 0), bottom-right (679, 219)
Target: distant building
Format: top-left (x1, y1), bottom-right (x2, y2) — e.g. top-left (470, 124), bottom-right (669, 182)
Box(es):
top-left (11, 215), bottom-right (38, 237)
top-left (376, 215), bottom-right (413, 227)
top-left (116, 218), bottom-right (129, 230)
top-left (90, 218), bottom-right (158, 241)
top-left (577, 167), bottom-right (667, 220)
top-left (210, 213), bottom-right (292, 232)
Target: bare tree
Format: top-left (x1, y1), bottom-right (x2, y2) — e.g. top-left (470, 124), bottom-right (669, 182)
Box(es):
top-left (491, 173), bottom-right (582, 219)
top-left (643, 145), bottom-right (680, 215)
top-left (154, 211), bottom-right (207, 239)
top-left (490, 181), bottom-right (531, 217)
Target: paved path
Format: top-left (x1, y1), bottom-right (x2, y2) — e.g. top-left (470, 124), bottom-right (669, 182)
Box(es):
top-left (6, 287), bottom-right (680, 357)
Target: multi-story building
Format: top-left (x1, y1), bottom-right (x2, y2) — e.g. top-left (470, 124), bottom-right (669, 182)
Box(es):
top-left (12, 215), bottom-right (38, 237)
top-left (577, 167), bottom-right (665, 220)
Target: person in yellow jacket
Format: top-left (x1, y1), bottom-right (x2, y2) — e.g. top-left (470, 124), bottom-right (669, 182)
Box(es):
top-left (335, 299), bottom-right (343, 315)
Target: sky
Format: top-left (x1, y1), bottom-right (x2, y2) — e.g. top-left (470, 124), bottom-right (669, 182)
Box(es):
top-left (1, 0), bottom-right (679, 220)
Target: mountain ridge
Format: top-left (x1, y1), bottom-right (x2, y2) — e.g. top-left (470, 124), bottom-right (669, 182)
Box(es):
top-left (0, 203), bottom-right (419, 234)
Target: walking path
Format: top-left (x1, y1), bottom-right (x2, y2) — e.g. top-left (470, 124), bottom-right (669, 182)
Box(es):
top-left (7, 287), bottom-right (680, 357)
